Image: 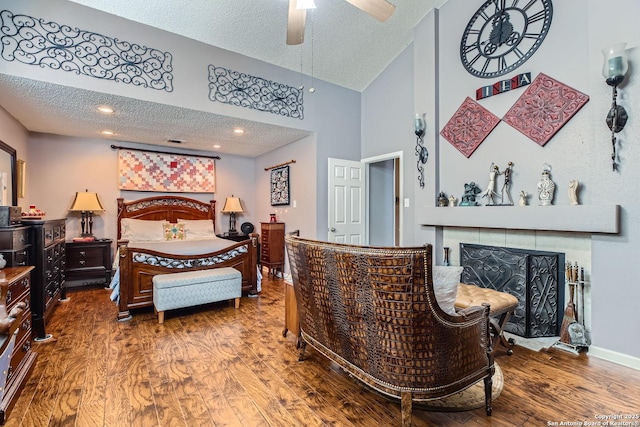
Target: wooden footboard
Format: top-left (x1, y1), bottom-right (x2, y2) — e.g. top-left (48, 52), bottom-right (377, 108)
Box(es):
top-left (116, 235), bottom-right (257, 320)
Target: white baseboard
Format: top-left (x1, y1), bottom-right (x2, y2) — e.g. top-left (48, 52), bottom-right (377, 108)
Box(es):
top-left (588, 346), bottom-right (640, 371)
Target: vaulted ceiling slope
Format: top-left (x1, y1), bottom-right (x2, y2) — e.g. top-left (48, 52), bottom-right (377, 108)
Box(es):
top-left (68, 0), bottom-right (448, 92)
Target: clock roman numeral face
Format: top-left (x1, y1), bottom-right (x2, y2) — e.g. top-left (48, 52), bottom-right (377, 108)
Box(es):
top-left (460, 0), bottom-right (553, 78)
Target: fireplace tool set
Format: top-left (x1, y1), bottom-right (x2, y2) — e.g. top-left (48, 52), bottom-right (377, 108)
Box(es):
top-left (554, 261), bottom-right (590, 354)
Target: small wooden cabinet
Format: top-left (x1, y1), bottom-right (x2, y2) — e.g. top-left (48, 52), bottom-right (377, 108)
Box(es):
top-left (260, 222), bottom-right (285, 276)
top-left (0, 266), bottom-right (37, 424)
top-left (65, 239), bottom-right (112, 287)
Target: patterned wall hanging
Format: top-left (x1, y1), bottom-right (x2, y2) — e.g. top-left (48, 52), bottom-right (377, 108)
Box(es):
top-left (208, 65), bottom-right (303, 120)
top-left (117, 149), bottom-right (215, 193)
top-left (0, 10), bottom-right (173, 92)
top-left (502, 73), bottom-right (589, 146)
top-left (270, 166), bottom-right (290, 206)
top-left (440, 97), bottom-right (501, 158)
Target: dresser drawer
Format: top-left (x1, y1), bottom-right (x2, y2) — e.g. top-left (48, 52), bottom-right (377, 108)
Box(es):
top-left (14, 307), bottom-right (32, 352)
top-left (67, 246), bottom-right (106, 269)
top-left (0, 226), bottom-right (29, 250)
top-left (6, 274), bottom-right (30, 310)
top-left (7, 331), bottom-right (32, 385)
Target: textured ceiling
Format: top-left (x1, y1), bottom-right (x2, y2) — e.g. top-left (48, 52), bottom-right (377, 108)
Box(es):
top-left (68, 0), bottom-right (449, 91)
top-left (1, 0), bottom-right (450, 157)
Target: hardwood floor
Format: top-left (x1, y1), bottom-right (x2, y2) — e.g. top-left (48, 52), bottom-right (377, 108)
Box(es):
top-left (6, 275), bottom-right (640, 427)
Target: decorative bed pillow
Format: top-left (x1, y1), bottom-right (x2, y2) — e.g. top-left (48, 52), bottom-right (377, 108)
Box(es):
top-left (177, 219), bottom-right (216, 238)
top-left (163, 223), bottom-right (186, 240)
top-left (432, 266), bottom-right (463, 315)
top-left (121, 218), bottom-right (165, 241)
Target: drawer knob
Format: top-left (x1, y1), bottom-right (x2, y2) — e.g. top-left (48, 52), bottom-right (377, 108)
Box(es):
top-left (80, 251), bottom-right (86, 256)
top-left (79, 260), bottom-right (85, 265)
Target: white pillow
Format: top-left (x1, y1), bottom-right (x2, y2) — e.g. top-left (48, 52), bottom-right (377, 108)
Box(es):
top-left (432, 266), bottom-right (463, 315)
top-left (121, 218), bottom-right (165, 241)
top-left (177, 219), bottom-right (216, 238)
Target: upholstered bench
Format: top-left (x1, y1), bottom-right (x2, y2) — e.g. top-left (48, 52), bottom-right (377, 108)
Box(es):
top-left (455, 283), bottom-right (519, 355)
top-left (152, 267), bottom-right (242, 324)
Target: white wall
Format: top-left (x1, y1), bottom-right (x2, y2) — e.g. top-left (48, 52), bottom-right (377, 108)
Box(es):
top-left (361, 45), bottom-right (415, 245)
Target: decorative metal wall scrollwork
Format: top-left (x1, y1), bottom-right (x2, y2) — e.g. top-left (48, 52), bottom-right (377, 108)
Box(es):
top-left (0, 10), bottom-right (173, 92)
top-left (208, 65), bottom-right (303, 119)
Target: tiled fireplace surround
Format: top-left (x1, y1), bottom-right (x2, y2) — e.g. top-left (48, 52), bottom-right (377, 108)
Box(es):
top-left (424, 204), bottom-right (620, 340)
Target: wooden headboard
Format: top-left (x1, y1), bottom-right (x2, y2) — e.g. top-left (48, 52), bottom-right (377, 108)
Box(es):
top-left (116, 196), bottom-right (216, 240)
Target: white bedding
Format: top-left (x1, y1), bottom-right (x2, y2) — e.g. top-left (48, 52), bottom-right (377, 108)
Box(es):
top-left (109, 236), bottom-right (251, 302)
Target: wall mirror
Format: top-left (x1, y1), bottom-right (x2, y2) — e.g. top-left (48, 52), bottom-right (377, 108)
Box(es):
top-left (0, 140), bottom-right (17, 206)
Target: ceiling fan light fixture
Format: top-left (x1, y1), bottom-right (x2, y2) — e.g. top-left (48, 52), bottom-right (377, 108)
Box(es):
top-left (296, 0), bottom-right (316, 10)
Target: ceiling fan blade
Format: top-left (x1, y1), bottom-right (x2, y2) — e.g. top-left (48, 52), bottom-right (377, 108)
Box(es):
top-left (345, 0), bottom-right (396, 22)
top-left (287, 0), bottom-right (307, 45)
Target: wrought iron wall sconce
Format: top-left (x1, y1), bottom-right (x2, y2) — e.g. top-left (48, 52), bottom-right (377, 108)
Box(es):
top-left (602, 43), bottom-right (629, 171)
top-left (414, 113), bottom-right (428, 188)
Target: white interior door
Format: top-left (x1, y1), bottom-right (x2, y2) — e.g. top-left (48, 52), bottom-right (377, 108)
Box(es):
top-left (328, 158), bottom-right (365, 244)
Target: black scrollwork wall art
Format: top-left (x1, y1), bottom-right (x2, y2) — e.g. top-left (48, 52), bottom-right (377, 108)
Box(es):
top-left (0, 10), bottom-right (173, 92)
top-left (208, 65), bottom-right (303, 119)
top-left (270, 166), bottom-right (290, 206)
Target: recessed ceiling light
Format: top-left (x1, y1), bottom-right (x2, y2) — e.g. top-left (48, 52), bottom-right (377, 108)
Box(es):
top-left (101, 130), bottom-right (115, 135)
top-left (97, 105), bottom-right (114, 114)
top-left (233, 128), bottom-right (245, 135)
top-left (213, 144), bottom-right (221, 149)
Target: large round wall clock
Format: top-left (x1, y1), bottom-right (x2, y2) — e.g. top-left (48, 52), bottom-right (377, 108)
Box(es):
top-left (460, 0), bottom-right (553, 79)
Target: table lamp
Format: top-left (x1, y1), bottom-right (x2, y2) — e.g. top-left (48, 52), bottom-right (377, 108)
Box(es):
top-left (69, 190), bottom-right (105, 237)
top-left (221, 196), bottom-right (244, 235)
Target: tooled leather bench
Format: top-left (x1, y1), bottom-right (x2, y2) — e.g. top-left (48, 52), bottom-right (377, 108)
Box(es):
top-left (455, 283), bottom-right (519, 356)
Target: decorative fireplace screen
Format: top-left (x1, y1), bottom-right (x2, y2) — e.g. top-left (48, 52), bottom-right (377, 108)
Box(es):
top-left (459, 243), bottom-right (565, 338)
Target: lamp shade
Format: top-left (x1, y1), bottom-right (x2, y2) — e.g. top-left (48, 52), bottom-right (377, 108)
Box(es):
top-left (69, 191), bottom-right (105, 213)
top-left (221, 196), bottom-right (244, 213)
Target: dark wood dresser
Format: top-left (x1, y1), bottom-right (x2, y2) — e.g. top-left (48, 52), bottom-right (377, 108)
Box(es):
top-left (0, 266), bottom-right (37, 424)
top-left (22, 219), bottom-right (66, 342)
top-left (260, 222), bottom-right (285, 276)
top-left (65, 239), bottom-right (112, 287)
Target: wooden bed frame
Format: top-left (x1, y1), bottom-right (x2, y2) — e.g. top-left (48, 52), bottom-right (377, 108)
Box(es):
top-left (115, 196), bottom-right (258, 321)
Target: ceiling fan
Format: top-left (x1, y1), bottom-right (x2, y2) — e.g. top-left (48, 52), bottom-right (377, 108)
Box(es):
top-left (286, 0), bottom-right (396, 45)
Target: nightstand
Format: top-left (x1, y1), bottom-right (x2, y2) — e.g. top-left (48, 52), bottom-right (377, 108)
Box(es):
top-left (65, 239), bottom-right (112, 287)
top-left (216, 233), bottom-right (250, 242)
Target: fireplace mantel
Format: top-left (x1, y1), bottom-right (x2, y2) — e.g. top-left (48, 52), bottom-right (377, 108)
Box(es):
top-left (422, 205), bottom-right (619, 233)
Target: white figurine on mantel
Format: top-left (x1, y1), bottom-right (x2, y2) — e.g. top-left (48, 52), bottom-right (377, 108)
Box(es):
top-left (448, 195), bottom-right (457, 207)
top-left (519, 191), bottom-right (528, 206)
top-left (568, 180), bottom-right (579, 205)
top-left (537, 163), bottom-right (555, 206)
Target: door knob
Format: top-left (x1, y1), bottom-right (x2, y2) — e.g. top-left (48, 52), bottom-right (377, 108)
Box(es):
top-left (329, 227), bottom-right (336, 232)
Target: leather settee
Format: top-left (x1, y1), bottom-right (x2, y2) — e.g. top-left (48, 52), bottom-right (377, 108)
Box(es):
top-left (285, 236), bottom-right (495, 426)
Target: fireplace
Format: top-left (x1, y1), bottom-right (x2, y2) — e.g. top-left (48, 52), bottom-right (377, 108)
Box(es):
top-left (459, 243), bottom-right (565, 338)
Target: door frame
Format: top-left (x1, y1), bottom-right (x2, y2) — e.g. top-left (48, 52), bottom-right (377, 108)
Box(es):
top-left (361, 151), bottom-right (403, 246)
